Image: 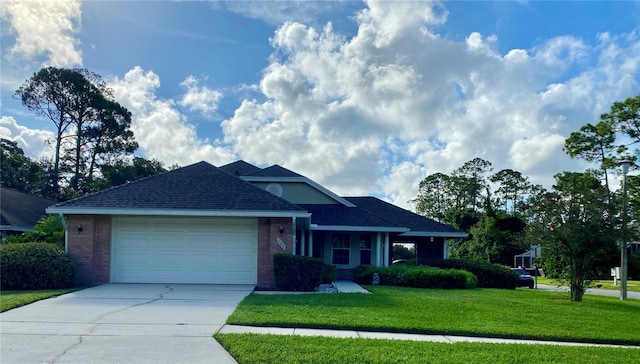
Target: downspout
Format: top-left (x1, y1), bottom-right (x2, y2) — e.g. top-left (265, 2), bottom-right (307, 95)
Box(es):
top-left (58, 213), bottom-right (69, 253)
top-left (446, 238), bottom-right (464, 259)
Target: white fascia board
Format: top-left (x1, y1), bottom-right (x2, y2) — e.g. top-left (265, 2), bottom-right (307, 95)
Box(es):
top-left (46, 207), bottom-right (311, 218)
top-left (241, 176), bottom-right (356, 207)
top-left (399, 231), bottom-right (468, 238)
top-left (0, 225), bottom-right (34, 232)
top-left (310, 225), bottom-right (409, 233)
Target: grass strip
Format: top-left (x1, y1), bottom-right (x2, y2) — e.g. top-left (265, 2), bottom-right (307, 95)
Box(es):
top-left (227, 286), bottom-right (640, 345)
top-left (0, 288), bottom-right (83, 312)
top-left (536, 278), bottom-right (640, 291)
top-left (215, 333), bottom-right (640, 364)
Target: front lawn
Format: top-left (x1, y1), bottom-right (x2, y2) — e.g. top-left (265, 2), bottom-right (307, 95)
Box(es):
top-left (215, 334), bottom-right (640, 364)
top-left (227, 286), bottom-right (640, 345)
top-left (0, 288), bottom-right (81, 312)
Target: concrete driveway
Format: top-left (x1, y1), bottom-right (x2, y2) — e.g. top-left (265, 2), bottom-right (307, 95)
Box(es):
top-left (0, 284), bottom-right (254, 364)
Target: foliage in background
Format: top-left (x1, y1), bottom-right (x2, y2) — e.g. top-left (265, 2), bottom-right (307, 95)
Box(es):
top-left (1, 139), bottom-right (50, 198)
top-left (2, 215), bottom-right (65, 248)
top-left (0, 243), bottom-right (76, 290)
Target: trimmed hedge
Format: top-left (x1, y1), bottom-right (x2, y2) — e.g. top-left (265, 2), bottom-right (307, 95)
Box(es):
top-left (1, 243), bottom-right (76, 290)
top-left (428, 259), bottom-right (519, 289)
top-left (353, 265), bottom-right (477, 289)
top-left (273, 254), bottom-right (335, 291)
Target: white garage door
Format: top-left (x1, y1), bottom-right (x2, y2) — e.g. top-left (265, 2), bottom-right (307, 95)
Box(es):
top-left (111, 217), bottom-right (257, 284)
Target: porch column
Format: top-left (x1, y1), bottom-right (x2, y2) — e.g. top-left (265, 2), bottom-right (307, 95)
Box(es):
top-left (376, 232), bottom-right (382, 266)
top-left (292, 217), bottom-right (297, 255)
top-left (309, 231), bottom-right (313, 257)
top-left (383, 233), bottom-right (390, 267)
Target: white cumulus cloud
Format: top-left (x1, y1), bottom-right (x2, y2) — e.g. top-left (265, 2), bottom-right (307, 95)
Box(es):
top-left (110, 66), bottom-right (235, 167)
top-left (0, 0), bottom-right (82, 67)
top-left (179, 76), bottom-right (223, 116)
top-left (221, 0), bottom-right (640, 207)
top-left (0, 116), bottom-right (55, 159)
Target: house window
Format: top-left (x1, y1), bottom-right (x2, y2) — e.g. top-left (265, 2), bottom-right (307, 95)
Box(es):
top-left (360, 235), bottom-right (372, 265)
top-left (332, 233), bottom-right (350, 265)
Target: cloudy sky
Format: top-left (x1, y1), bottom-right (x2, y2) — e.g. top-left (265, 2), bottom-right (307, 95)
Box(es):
top-left (1, 0), bottom-right (640, 208)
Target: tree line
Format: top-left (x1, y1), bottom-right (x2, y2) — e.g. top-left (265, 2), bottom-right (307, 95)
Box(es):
top-left (413, 95), bottom-right (640, 301)
top-left (1, 67), bottom-right (168, 201)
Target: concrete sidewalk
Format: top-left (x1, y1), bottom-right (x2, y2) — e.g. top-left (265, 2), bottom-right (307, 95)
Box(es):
top-left (218, 324), bottom-right (639, 349)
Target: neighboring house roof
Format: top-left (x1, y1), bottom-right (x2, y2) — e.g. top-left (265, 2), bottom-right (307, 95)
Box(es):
top-left (247, 164), bottom-right (304, 178)
top-left (1, 187), bottom-right (56, 233)
top-left (48, 161), bottom-right (309, 217)
top-left (219, 160), bottom-right (262, 176)
top-left (298, 204), bottom-right (408, 232)
top-left (345, 197), bottom-right (467, 238)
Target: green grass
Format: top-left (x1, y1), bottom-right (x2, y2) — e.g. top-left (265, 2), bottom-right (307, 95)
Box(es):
top-left (227, 286), bottom-right (640, 345)
top-left (0, 288), bottom-right (82, 312)
top-left (215, 334), bottom-right (640, 364)
top-left (536, 278), bottom-right (640, 291)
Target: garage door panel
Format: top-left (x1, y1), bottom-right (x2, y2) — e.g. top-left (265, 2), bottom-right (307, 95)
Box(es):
top-left (111, 217), bottom-right (257, 284)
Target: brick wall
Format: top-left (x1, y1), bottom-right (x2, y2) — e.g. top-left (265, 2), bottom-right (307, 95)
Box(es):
top-left (257, 217), bottom-right (293, 287)
top-left (67, 215), bottom-right (111, 285)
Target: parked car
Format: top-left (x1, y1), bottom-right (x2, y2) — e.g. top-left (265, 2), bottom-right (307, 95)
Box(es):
top-left (511, 268), bottom-right (535, 289)
top-left (392, 259), bottom-right (408, 265)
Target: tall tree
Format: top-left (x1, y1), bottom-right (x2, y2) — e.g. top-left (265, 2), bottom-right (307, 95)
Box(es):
top-left (15, 67), bottom-right (137, 197)
top-left (490, 169), bottom-right (532, 214)
top-left (413, 172), bottom-right (452, 221)
top-left (15, 67), bottom-right (80, 194)
top-left (526, 172), bottom-right (617, 301)
top-left (453, 158), bottom-right (493, 211)
top-left (564, 121), bottom-right (618, 195)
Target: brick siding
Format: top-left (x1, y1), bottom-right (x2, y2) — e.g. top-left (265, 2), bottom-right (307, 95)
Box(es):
top-left (67, 215), bottom-right (111, 285)
top-left (257, 217), bottom-right (293, 287)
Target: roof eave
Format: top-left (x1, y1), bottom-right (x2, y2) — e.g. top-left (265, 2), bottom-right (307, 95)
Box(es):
top-left (399, 231), bottom-right (468, 238)
top-left (46, 207), bottom-right (311, 218)
top-left (310, 224), bottom-right (409, 232)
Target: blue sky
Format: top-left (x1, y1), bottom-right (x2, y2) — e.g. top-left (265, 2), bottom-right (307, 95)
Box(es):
top-left (2, 0), bottom-right (640, 208)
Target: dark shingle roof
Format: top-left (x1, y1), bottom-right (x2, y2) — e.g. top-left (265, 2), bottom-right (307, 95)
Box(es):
top-left (345, 197), bottom-right (465, 235)
top-left (1, 187), bottom-right (56, 231)
top-left (51, 161), bottom-right (305, 212)
top-left (246, 164), bottom-right (303, 178)
top-left (299, 204), bottom-right (404, 229)
top-left (218, 160), bottom-right (262, 176)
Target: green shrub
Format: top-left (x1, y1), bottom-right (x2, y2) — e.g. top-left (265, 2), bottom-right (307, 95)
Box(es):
top-left (403, 267), bottom-right (478, 289)
top-left (353, 265), bottom-right (409, 286)
top-left (353, 265), bottom-right (477, 289)
top-left (0, 243), bottom-right (76, 290)
top-left (321, 263), bottom-right (337, 284)
top-left (427, 259), bottom-right (518, 289)
top-left (273, 254), bottom-right (327, 291)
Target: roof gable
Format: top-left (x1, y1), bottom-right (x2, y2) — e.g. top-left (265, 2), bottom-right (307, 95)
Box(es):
top-left (247, 164), bottom-right (303, 178)
top-left (49, 161), bottom-right (306, 215)
top-left (218, 160), bottom-right (262, 176)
